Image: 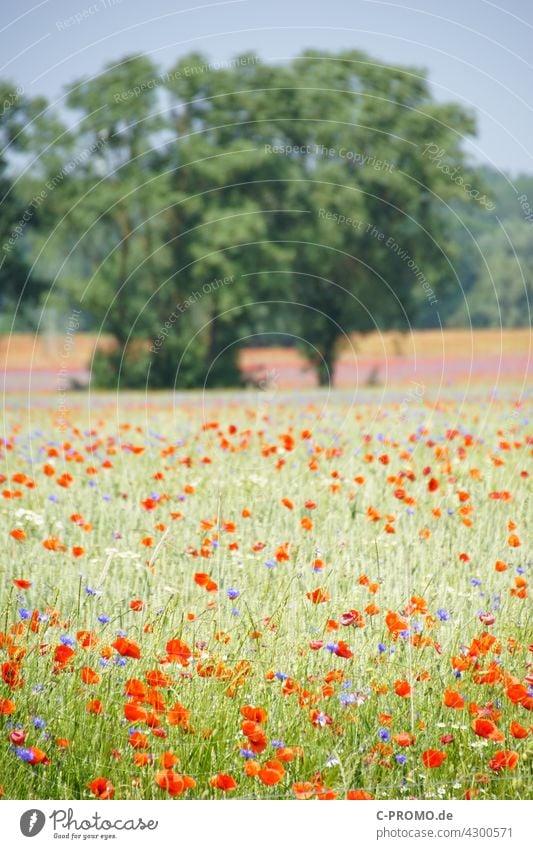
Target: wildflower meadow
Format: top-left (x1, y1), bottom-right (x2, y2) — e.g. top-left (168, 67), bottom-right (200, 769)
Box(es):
top-left (0, 390), bottom-right (531, 801)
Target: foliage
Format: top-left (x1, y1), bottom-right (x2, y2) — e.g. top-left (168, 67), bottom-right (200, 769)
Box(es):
top-left (0, 395), bottom-right (531, 800)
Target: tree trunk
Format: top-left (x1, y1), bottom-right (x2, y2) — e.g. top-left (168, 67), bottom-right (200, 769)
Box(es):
top-left (316, 333), bottom-right (337, 387)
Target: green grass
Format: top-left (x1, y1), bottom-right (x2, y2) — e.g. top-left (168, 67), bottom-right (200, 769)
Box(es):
top-left (0, 390), bottom-right (531, 800)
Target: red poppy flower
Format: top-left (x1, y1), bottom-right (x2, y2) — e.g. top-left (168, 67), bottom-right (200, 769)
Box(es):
top-left (394, 680), bottom-right (411, 698)
top-left (509, 721), bottom-right (528, 739)
top-left (146, 670), bottom-right (174, 688)
top-left (77, 630), bottom-right (99, 649)
top-left (340, 609), bottom-right (365, 627)
top-left (333, 641), bottom-right (353, 659)
top-left (88, 777), bottom-right (114, 799)
top-left (166, 702), bottom-right (191, 728)
top-left (43, 537), bottom-right (67, 552)
top-left (25, 747), bottom-right (50, 766)
top-left (129, 731), bottom-right (149, 749)
top-left (124, 703), bottom-right (148, 723)
top-left (306, 587), bottom-right (330, 604)
top-left (293, 782), bottom-right (315, 800)
top-left (393, 732), bottom-right (415, 747)
top-left (258, 760), bottom-right (285, 786)
top-left (240, 705), bottom-right (268, 723)
top-left (80, 666), bottom-right (100, 685)
top-left (472, 718), bottom-right (504, 742)
top-left (443, 689), bottom-right (465, 709)
top-left (194, 573), bottom-right (218, 592)
top-left (422, 750), bottom-right (447, 768)
top-left (210, 773), bottom-right (237, 791)
top-left (385, 611), bottom-right (408, 633)
top-left (112, 637), bottom-right (141, 659)
top-left (347, 789), bottom-right (374, 799)
top-left (489, 750), bottom-right (519, 772)
top-left (155, 770), bottom-right (196, 796)
top-left (165, 639), bottom-right (192, 666)
top-left (160, 752), bottom-right (179, 769)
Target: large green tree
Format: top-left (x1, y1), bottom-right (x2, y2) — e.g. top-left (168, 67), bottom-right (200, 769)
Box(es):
top-left (14, 48), bottom-right (531, 388)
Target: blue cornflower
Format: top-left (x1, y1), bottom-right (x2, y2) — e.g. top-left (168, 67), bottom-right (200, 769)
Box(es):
top-left (231, 608), bottom-right (240, 616)
top-left (102, 494), bottom-right (112, 501)
top-left (271, 740), bottom-right (285, 749)
top-left (18, 608), bottom-right (31, 620)
top-left (339, 692), bottom-right (356, 706)
top-left (395, 754), bottom-right (407, 765)
top-left (98, 614), bottom-right (110, 624)
top-left (60, 634), bottom-right (76, 647)
top-left (265, 559), bottom-right (276, 569)
top-left (240, 748), bottom-right (255, 759)
top-left (275, 672), bottom-right (288, 682)
top-left (470, 579), bottom-right (481, 587)
top-left (15, 747), bottom-right (34, 762)
top-left (32, 717), bottom-right (45, 729)
top-left (437, 609), bottom-right (449, 621)
top-left (378, 728), bottom-right (390, 741)
top-left (226, 588), bottom-right (240, 599)
top-left (378, 643), bottom-right (387, 653)
top-left (326, 643), bottom-right (339, 653)
top-left (48, 494), bottom-right (59, 503)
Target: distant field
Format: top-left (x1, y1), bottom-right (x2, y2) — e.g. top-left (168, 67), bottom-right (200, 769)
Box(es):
top-left (0, 329), bottom-right (530, 390)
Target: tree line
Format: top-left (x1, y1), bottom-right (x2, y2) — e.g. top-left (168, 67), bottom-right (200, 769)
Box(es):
top-left (0, 49), bottom-right (531, 387)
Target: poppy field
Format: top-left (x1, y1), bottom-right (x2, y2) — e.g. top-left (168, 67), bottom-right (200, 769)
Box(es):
top-left (0, 391), bottom-right (531, 801)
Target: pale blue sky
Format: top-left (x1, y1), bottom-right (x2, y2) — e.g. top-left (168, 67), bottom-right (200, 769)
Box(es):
top-left (3, 0), bottom-right (533, 174)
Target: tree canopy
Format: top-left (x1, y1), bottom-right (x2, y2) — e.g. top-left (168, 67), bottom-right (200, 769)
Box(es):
top-left (1, 50), bottom-right (530, 386)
